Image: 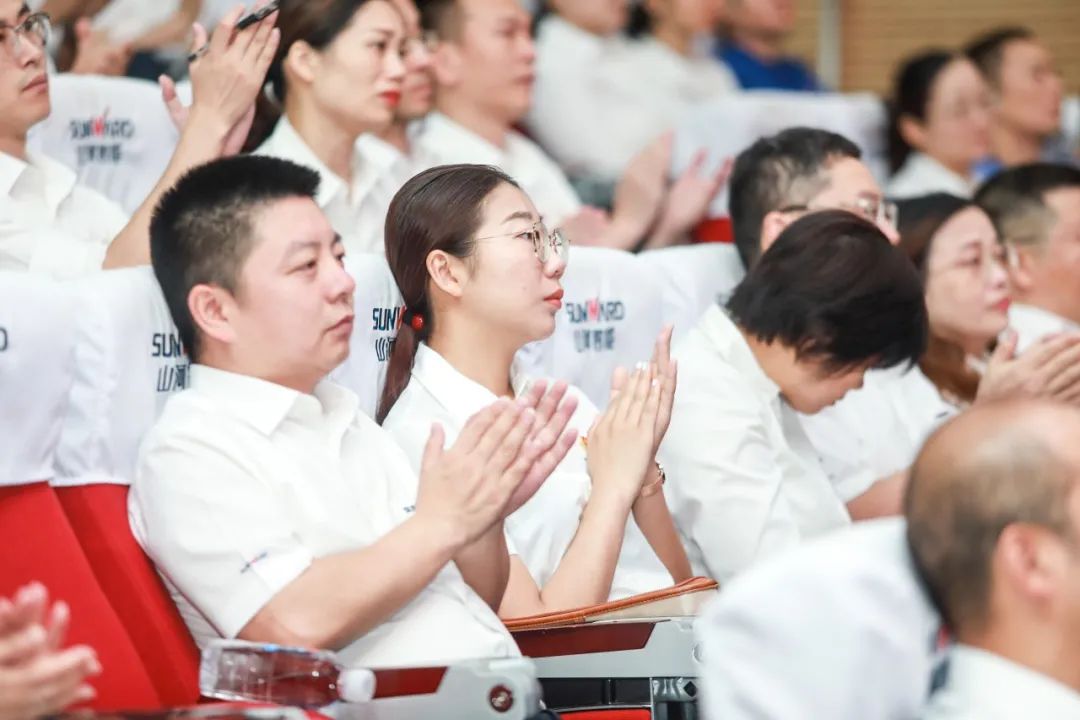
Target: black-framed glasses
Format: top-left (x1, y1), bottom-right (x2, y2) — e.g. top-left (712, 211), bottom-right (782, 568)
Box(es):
top-left (779, 195), bottom-right (899, 229)
top-left (476, 222), bottom-right (569, 264)
top-left (0, 12), bottom-right (50, 57)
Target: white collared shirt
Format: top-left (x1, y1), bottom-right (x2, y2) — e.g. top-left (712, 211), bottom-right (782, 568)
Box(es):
top-left (382, 344), bottom-right (673, 600)
top-left (414, 113), bottom-right (582, 229)
top-left (255, 118), bottom-right (391, 256)
top-left (0, 151), bottom-right (127, 279)
top-left (1010, 303), bottom-right (1080, 353)
top-left (658, 306), bottom-right (851, 582)
top-left (923, 645), bottom-right (1080, 719)
top-left (887, 152), bottom-right (975, 199)
top-left (129, 364), bottom-right (517, 668)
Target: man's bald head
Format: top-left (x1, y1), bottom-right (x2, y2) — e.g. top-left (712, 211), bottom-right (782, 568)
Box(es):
top-left (905, 401), bottom-right (1080, 635)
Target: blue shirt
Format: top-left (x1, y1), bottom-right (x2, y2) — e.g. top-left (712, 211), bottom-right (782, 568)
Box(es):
top-left (718, 43), bottom-right (821, 92)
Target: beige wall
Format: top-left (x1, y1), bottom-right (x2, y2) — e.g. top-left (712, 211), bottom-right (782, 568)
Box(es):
top-left (782, 0), bottom-right (1080, 96)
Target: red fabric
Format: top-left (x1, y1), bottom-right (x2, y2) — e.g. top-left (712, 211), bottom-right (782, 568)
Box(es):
top-left (0, 483), bottom-right (160, 711)
top-left (57, 484), bottom-right (202, 705)
top-left (692, 216), bottom-right (733, 244)
top-left (563, 711), bottom-right (651, 720)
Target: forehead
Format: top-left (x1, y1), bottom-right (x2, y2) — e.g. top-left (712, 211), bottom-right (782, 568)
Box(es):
top-left (477, 182), bottom-right (538, 228)
top-left (1044, 187), bottom-right (1080, 226)
top-left (246, 196), bottom-right (337, 261)
top-left (1002, 38), bottom-right (1051, 68)
top-left (390, 0), bottom-right (420, 33)
top-left (0, 0), bottom-right (28, 23)
top-left (930, 206), bottom-right (996, 253)
top-left (461, 0), bottom-right (529, 24)
top-left (811, 156), bottom-right (881, 201)
top-left (346, 0), bottom-right (405, 32)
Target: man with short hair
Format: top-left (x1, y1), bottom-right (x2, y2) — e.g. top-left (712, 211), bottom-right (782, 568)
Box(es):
top-left (965, 28), bottom-right (1069, 176)
top-left (416, 0), bottom-right (720, 251)
top-left (718, 0), bottom-right (820, 92)
top-left (906, 400), bottom-right (1080, 718)
top-left (976, 163), bottom-right (1080, 351)
top-left (0, 0), bottom-right (277, 277)
top-left (130, 154), bottom-right (578, 667)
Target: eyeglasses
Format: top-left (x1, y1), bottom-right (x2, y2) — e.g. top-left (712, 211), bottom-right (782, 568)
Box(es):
top-left (936, 242), bottom-right (1016, 280)
top-left (779, 195), bottom-right (899, 230)
top-left (0, 13), bottom-right (50, 58)
top-left (476, 222), bottom-right (569, 264)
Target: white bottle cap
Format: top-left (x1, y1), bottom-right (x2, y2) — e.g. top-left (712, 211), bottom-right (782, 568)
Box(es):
top-left (338, 668), bottom-right (376, 703)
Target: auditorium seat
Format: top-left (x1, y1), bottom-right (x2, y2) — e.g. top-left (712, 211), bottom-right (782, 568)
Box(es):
top-left (640, 243), bottom-right (746, 342)
top-left (27, 74), bottom-right (180, 214)
top-left (0, 271), bottom-right (161, 710)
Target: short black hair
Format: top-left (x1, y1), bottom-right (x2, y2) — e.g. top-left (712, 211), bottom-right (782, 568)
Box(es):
top-left (727, 210), bottom-right (928, 373)
top-left (150, 155), bottom-right (321, 362)
top-left (729, 127), bottom-right (862, 270)
top-left (975, 163), bottom-right (1080, 247)
top-left (417, 0), bottom-right (462, 40)
top-left (964, 27), bottom-right (1035, 88)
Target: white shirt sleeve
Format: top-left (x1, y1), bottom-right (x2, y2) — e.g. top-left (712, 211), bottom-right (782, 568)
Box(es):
top-left (132, 434), bottom-right (314, 639)
top-left (660, 386), bottom-right (802, 582)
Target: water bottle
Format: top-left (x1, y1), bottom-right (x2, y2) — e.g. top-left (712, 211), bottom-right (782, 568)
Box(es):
top-left (200, 639), bottom-right (376, 708)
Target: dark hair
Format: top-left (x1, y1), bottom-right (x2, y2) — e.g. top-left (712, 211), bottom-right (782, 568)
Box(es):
top-left (975, 162), bottom-right (1080, 247)
top-left (417, 0), bottom-right (463, 40)
top-left (727, 210), bottom-right (928, 373)
top-left (245, 0), bottom-right (378, 151)
top-left (729, 127), bottom-right (862, 270)
top-left (964, 26), bottom-right (1035, 88)
top-left (376, 164), bottom-right (521, 423)
top-left (625, 4), bottom-right (652, 38)
top-left (887, 50), bottom-right (958, 174)
top-left (896, 193), bottom-right (984, 402)
top-left (150, 155), bottom-right (321, 362)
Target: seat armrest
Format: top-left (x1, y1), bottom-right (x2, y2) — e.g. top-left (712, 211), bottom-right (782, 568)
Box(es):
top-left (504, 577), bottom-right (718, 632)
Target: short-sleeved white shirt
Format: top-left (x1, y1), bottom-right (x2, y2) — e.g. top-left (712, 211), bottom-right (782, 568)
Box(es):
top-left (382, 344), bottom-right (673, 600)
top-left (414, 113), bottom-right (583, 229)
top-left (129, 364), bottom-right (518, 668)
top-left (0, 151), bottom-right (127, 279)
top-left (658, 306), bottom-right (851, 582)
top-left (1009, 303), bottom-right (1080, 353)
top-left (255, 118), bottom-right (391, 256)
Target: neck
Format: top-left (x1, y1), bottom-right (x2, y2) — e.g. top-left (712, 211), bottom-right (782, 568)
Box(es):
top-left (437, 95), bottom-right (511, 150)
top-left (378, 119), bottom-right (413, 156)
top-left (285, 97), bottom-right (361, 185)
top-left (990, 121), bottom-right (1045, 167)
top-left (427, 314), bottom-right (518, 398)
top-left (1015, 289), bottom-right (1080, 327)
top-left (0, 132), bottom-right (29, 161)
top-left (964, 625), bottom-right (1080, 694)
top-left (198, 353), bottom-right (320, 396)
top-left (731, 27), bottom-right (784, 62)
top-left (653, 23), bottom-right (693, 57)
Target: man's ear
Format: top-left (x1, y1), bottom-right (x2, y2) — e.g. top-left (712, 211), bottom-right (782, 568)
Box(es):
top-left (431, 41), bottom-right (464, 89)
top-left (760, 210), bottom-right (793, 256)
top-left (1010, 244), bottom-right (1040, 295)
top-left (188, 284), bottom-right (238, 350)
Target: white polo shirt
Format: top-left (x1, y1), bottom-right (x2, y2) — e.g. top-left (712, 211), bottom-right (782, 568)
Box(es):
top-left (1009, 303), bottom-right (1080, 353)
top-left (414, 113), bottom-right (583, 229)
top-left (255, 118), bottom-right (391, 256)
top-left (923, 645), bottom-right (1080, 719)
top-left (382, 344), bottom-right (673, 600)
top-left (0, 151), bottom-right (127, 279)
top-left (887, 152), bottom-right (975, 199)
top-left (129, 364), bottom-right (518, 668)
top-left (658, 306), bottom-right (850, 582)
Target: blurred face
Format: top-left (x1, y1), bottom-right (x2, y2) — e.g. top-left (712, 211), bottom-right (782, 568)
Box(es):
top-left (453, 182), bottom-right (567, 349)
top-left (437, 0), bottom-right (536, 125)
top-left (0, 1), bottom-right (49, 144)
top-left (1021, 188), bottom-right (1080, 324)
top-left (202, 197), bottom-right (356, 390)
top-left (647, 0), bottom-right (725, 37)
top-left (391, 0), bottom-right (434, 120)
top-left (730, 0), bottom-right (795, 35)
top-left (923, 207), bottom-right (1010, 353)
top-left (549, 0), bottom-right (629, 37)
top-left (995, 38), bottom-right (1063, 139)
top-left (296, 1), bottom-right (406, 135)
top-left (782, 359), bottom-right (870, 414)
top-left (908, 59), bottom-right (993, 174)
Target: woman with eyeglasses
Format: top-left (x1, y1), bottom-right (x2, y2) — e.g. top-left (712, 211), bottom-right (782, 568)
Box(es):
top-left (246, 0), bottom-right (408, 256)
top-left (886, 50), bottom-right (993, 199)
top-left (378, 164), bottom-right (692, 616)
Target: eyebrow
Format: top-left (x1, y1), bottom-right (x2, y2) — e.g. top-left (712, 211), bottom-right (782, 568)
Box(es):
top-left (0, 5), bottom-right (28, 28)
top-left (502, 211), bottom-right (536, 225)
top-left (366, 26), bottom-right (398, 37)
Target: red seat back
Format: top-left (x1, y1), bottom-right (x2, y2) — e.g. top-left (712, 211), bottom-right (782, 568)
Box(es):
top-left (0, 483), bottom-right (161, 711)
top-left (57, 483), bottom-right (202, 705)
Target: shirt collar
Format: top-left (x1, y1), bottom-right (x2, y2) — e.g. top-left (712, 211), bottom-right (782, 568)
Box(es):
top-left (939, 645), bottom-right (1080, 717)
top-left (189, 364), bottom-right (360, 438)
top-left (411, 343), bottom-right (531, 421)
top-left (906, 152), bottom-right (974, 192)
top-left (700, 305), bottom-right (780, 401)
top-left (0, 150), bottom-right (77, 212)
top-left (1010, 303), bottom-right (1079, 336)
top-left (259, 117), bottom-right (365, 210)
top-left (0, 151), bottom-right (25, 198)
top-left (420, 112), bottom-right (506, 167)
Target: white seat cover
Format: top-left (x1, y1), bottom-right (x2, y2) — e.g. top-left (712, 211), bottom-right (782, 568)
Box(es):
top-left (27, 74), bottom-right (179, 214)
top-left (54, 268), bottom-right (187, 486)
top-left (518, 247), bottom-right (665, 407)
top-left (699, 518), bottom-right (942, 720)
top-left (329, 254), bottom-right (404, 418)
top-left (0, 272), bottom-right (76, 486)
top-left (640, 243), bottom-right (746, 342)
